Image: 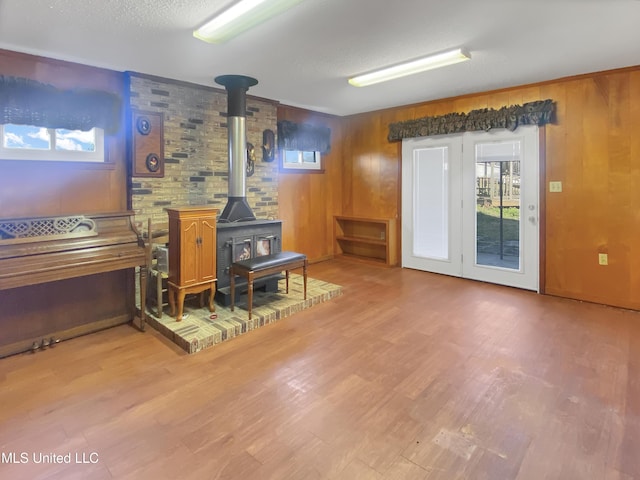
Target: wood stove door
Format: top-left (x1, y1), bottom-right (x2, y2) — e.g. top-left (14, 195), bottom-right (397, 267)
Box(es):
top-left (255, 234), bottom-right (275, 257)
top-left (232, 237), bottom-right (252, 262)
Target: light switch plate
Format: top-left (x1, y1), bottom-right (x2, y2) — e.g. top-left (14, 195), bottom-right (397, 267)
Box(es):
top-left (598, 253), bottom-right (608, 266)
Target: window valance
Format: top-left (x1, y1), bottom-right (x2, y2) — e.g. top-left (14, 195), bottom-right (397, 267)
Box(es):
top-left (0, 76), bottom-right (121, 134)
top-left (277, 120), bottom-right (331, 153)
top-left (388, 99), bottom-right (555, 141)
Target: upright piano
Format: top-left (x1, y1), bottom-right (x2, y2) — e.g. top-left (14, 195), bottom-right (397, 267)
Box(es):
top-left (0, 211), bottom-right (147, 357)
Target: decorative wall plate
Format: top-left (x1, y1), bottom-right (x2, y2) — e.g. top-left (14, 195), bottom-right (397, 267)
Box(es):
top-left (136, 116), bottom-right (151, 135)
top-left (262, 129), bottom-right (275, 162)
top-left (146, 153), bottom-right (160, 172)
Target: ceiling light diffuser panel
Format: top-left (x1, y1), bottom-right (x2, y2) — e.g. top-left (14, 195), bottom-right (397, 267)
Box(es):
top-left (194, 0), bottom-right (305, 43)
top-left (348, 48), bottom-right (471, 87)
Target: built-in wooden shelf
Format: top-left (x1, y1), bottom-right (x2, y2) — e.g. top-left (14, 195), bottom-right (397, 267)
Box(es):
top-left (334, 215), bottom-right (397, 266)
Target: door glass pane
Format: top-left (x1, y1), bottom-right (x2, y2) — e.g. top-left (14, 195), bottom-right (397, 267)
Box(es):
top-left (414, 147), bottom-right (448, 259)
top-left (475, 141), bottom-right (521, 270)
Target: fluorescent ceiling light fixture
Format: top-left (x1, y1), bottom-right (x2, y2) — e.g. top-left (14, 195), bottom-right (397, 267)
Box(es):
top-left (348, 48), bottom-right (471, 87)
top-left (194, 0), bottom-right (304, 43)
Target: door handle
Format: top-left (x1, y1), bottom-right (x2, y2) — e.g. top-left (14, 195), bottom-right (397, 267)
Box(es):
top-left (528, 216), bottom-right (537, 225)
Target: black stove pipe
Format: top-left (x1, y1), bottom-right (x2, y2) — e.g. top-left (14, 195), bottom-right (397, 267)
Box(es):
top-left (215, 74), bottom-right (258, 223)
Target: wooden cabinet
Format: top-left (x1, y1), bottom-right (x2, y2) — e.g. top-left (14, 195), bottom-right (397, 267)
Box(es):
top-left (166, 207), bottom-right (218, 321)
top-left (334, 216), bottom-right (397, 266)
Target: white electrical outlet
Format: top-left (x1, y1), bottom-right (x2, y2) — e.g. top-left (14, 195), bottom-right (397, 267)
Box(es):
top-left (598, 253), bottom-right (608, 266)
top-left (549, 181), bottom-right (563, 193)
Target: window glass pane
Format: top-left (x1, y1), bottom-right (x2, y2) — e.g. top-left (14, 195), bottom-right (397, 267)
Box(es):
top-left (475, 140), bottom-right (521, 270)
top-left (301, 151), bottom-right (317, 164)
top-left (283, 150), bottom-right (300, 164)
top-left (3, 124), bottom-right (51, 150)
top-left (55, 128), bottom-right (96, 152)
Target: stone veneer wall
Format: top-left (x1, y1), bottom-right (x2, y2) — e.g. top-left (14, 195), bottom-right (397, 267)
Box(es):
top-left (128, 72), bottom-right (279, 228)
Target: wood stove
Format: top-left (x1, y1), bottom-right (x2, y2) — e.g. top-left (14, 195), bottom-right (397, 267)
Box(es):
top-left (213, 74), bottom-right (283, 305)
top-left (215, 220), bottom-right (282, 305)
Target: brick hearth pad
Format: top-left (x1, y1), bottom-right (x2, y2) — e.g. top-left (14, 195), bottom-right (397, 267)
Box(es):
top-left (145, 274), bottom-right (342, 354)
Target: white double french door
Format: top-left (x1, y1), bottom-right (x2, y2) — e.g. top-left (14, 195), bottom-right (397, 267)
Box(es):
top-left (401, 126), bottom-right (539, 291)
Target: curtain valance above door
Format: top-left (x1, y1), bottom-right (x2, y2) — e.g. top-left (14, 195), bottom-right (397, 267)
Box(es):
top-left (388, 99), bottom-right (555, 141)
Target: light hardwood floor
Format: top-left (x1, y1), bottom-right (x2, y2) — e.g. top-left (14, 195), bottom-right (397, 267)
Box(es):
top-left (1, 258), bottom-right (639, 479)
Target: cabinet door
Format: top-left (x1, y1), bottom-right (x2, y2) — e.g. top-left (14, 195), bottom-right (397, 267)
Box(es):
top-left (199, 217), bottom-right (217, 281)
top-left (180, 219), bottom-right (200, 285)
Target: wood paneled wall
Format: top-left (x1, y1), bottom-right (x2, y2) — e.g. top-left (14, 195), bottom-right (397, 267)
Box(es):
top-left (0, 49), bottom-right (128, 218)
top-left (277, 105), bottom-right (343, 263)
top-left (335, 67), bottom-right (640, 311)
top-left (0, 49), bottom-right (133, 354)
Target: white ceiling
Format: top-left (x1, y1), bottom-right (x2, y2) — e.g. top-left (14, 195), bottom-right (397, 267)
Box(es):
top-left (0, 0), bottom-right (639, 116)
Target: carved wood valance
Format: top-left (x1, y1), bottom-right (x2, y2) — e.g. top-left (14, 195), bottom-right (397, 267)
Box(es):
top-left (388, 99), bottom-right (556, 141)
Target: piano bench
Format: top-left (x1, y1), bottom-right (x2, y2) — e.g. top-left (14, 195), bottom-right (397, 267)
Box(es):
top-left (230, 251), bottom-right (307, 320)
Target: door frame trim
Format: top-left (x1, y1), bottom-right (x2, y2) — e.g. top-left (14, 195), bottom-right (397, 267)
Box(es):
top-left (538, 126), bottom-right (546, 294)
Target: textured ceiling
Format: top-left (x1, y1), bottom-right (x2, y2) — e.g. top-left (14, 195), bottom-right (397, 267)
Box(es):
top-left (0, 0), bottom-right (639, 116)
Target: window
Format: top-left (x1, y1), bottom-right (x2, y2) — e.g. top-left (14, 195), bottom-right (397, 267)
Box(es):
top-left (277, 120), bottom-right (330, 173)
top-left (281, 149), bottom-right (323, 171)
top-left (0, 124), bottom-right (105, 162)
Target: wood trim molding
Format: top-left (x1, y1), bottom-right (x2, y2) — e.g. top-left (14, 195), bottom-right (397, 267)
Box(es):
top-left (538, 126), bottom-right (547, 295)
